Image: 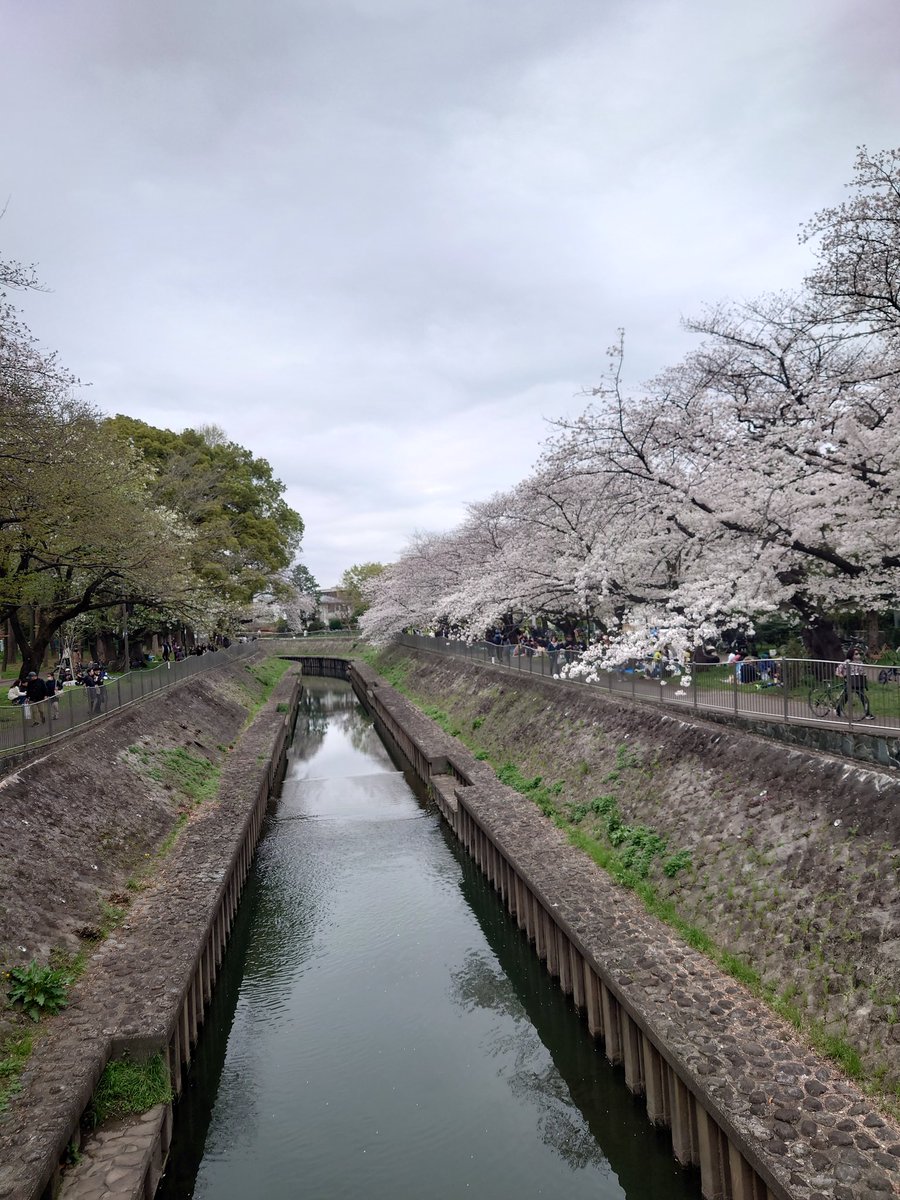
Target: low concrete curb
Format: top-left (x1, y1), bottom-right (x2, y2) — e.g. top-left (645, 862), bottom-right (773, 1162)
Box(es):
top-left (58, 1106), bottom-right (170, 1200)
top-left (351, 659), bottom-right (900, 1200)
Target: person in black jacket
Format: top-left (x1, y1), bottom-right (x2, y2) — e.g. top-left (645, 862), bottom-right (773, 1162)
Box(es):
top-left (24, 672), bottom-right (47, 725)
top-left (44, 672), bottom-right (60, 720)
top-left (84, 667), bottom-right (104, 714)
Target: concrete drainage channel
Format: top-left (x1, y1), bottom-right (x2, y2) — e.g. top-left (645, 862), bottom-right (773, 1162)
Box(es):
top-left (21, 656), bottom-right (900, 1200)
top-left (348, 658), bottom-right (900, 1200)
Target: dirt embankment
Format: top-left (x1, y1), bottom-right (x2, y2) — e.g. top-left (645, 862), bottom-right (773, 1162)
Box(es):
top-left (376, 645), bottom-right (900, 1087)
top-left (0, 655), bottom-right (280, 999)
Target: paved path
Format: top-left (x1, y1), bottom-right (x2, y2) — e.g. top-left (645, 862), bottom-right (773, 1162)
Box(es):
top-left (400, 637), bottom-right (900, 745)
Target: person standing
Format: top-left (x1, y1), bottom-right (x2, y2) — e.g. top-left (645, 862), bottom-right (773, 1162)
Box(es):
top-left (44, 672), bottom-right (60, 719)
top-left (835, 650), bottom-right (875, 720)
top-left (84, 668), bottom-right (102, 715)
top-left (24, 672), bottom-right (47, 725)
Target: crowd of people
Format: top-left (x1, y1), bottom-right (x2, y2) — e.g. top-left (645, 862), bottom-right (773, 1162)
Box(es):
top-left (6, 664), bottom-right (110, 725)
top-left (480, 628), bottom-right (880, 710)
top-left (486, 628), bottom-right (588, 673)
top-left (3, 634), bottom-right (244, 729)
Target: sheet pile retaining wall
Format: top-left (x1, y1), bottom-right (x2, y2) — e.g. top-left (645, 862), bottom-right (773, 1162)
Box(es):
top-left (16, 654), bottom-right (897, 1200)
top-left (347, 659), bottom-right (900, 1200)
top-left (0, 671), bottom-right (302, 1200)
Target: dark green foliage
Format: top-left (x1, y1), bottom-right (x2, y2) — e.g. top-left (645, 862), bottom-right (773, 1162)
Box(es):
top-left (6, 960), bottom-right (72, 1021)
top-left (663, 849), bottom-right (693, 877)
top-left (496, 763), bottom-right (564, 818)
top-left (105, 415), bottom-right (303, 603)
top-left (570, 794), bottom-right (667, 880)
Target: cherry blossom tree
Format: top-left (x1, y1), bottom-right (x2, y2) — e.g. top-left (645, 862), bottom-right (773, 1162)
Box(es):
top-left (802, 145), bottom-right (900, 340)
top-left (363, 147), bottom-right (900, 665)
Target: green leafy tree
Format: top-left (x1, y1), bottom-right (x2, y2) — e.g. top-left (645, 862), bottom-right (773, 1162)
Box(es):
top-left (339, 561), bottom-right (385, 619)
top-left (0, 397), bottom-right (199, 674)
top-left (0, 260), bottom-right (202, 673)
top-left (290, 561), bottom-right (321, 604)
top-left (105, 416), bottom-right (303, 606)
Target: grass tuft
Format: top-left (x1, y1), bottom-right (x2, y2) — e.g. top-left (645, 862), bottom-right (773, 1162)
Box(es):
top-left (89, 1053), bottom-right (172, 1126)
top-left (0, 1032), bottom-right (33, 1112)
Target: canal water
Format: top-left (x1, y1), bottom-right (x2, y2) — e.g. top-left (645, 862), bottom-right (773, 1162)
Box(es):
top-left (158, 678), bottom-right (699, 1200)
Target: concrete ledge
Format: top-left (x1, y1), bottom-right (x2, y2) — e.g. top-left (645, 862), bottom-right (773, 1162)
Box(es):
top-left (57, 1105), bottom-right (171, 1200)
top-left (350, 660), bottom-right (900, 1200)
top-left (0, 670), bottom-right (301, 1200)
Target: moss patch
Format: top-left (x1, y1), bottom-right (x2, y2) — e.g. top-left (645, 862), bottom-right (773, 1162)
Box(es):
top-left (0, 1031), bottom-right (33, 1112)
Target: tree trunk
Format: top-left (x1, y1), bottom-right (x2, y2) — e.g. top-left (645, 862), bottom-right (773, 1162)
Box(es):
top-left (9, 610), bottom-right (52, 677)
top-left (865, 610), bottom-right (882, 654)
top-left (800, 614), bottom-right (843, 662)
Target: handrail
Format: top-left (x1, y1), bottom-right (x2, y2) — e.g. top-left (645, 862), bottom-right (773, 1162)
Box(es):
top-left (0, 642), bottom-right (257, 758)
top-left (396, 634), bottom-right (900, 739)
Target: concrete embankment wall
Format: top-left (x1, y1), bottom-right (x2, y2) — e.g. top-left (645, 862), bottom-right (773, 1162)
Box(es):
top-left (369, 645), bottom-right (900, 1089)
top-left (0, 663), bottom-right (302, 1200)
top-left (347, 657), bottom-right (900, 1200)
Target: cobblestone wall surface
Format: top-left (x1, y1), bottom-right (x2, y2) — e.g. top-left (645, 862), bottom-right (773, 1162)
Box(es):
top-left (372, 648), bottom-right (900, 1086)
top-left (353, 658), bottom-right (900, 1199)
top-left (0, 666), bottom-right (301, 1200)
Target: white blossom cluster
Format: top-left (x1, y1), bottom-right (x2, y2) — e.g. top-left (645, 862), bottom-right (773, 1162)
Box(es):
top-left (362, 148), bottom-right (900, 665)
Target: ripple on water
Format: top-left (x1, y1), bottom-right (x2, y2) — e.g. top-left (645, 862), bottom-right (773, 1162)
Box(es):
top-left (163, 681), bottom-right (698, 1200)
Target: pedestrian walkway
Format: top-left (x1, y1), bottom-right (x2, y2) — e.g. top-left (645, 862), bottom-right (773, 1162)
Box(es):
top-left (0, 643), bottom-right (256, 758)
top-left (398, 634), bottom-right (900, 745)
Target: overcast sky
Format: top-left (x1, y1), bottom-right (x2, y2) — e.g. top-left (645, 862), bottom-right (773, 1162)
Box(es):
top-left (3, 0), bottom-right (899, 586)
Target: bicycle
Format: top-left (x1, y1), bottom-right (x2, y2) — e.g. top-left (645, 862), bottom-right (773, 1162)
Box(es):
top-left (807, 677), bottom-right (867, 719)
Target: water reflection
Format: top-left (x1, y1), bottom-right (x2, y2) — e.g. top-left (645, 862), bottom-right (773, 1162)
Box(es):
top-left (453, 850), bottom-right (697, 1197)
top-left (451, 950), bottom-right (612, 1175)
top-left (158, 679), bottom-right (699, 1200)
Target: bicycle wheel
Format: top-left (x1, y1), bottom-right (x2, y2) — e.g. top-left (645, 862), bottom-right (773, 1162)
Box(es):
top-left (808, 687), bottom-right (833, 717)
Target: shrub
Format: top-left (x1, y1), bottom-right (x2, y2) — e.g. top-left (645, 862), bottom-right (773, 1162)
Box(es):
top-left (663, 849), bottom-right (693, 878)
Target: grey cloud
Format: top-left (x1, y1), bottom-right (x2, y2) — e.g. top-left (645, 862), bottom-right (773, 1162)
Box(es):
top-left (2, 0), bottom-right (899, 586)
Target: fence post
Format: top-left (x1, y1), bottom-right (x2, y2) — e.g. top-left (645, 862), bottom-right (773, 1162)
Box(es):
top-left (847, 666), bottom-right (854, 731)
top-left (733, 668), bottom-right (739, 716)
top-left (782, 659), bottom-right (789, 724)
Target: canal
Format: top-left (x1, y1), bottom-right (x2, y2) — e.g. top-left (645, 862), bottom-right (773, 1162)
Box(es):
top-left (158, 677), bottom-right (700, 1199)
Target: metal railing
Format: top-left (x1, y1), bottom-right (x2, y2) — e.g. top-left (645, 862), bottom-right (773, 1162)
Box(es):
top-left (0, 642), bottom-right (257, 757)
top-left (255, 630), bottom-right (356, 639)
top-left (396, 635), bottom-right (900, 736)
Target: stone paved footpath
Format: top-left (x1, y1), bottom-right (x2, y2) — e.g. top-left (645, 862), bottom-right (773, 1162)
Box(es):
top-left (57, 1107), bottom-right (169, 1200)
top-left (359, 662), bottom-right (900, 1200)
top-left (461, 756), bottom-right (900, 1199)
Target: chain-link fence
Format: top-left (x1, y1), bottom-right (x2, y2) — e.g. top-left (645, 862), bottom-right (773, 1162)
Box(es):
top-left (396, 634), bottom-right (900, 734)
top-left (0, 642), bottom-right (257, 757)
